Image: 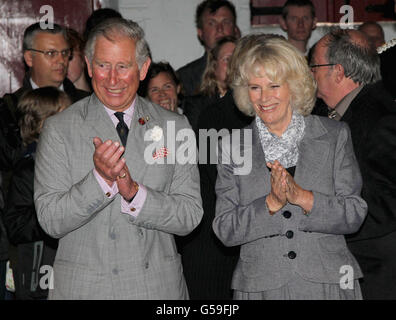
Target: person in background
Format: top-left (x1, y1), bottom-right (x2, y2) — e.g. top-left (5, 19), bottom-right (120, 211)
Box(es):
top-left (0, 22), bottom-right (88, 175)
top-left (3, 87), bottom-right (71, 300)
top-left (177, 35), bottom-right (253, 300)
top-left (139, 61), bottom-right (183, 114)
top-left (66, 28), bottom-right (91, 92)
top-left (213, 34), bottom-right (367, 300)
top-left (183, 35), bottom-right (237, 133)
top-left (358, 21), bottom-right (385, 49)
top-left (177, 0), bottom-right (239, 96)
top-left (378, 38), bottom-right (396, 100)
top-left (83, 7), bottom-right (122, 42)
top-left (311, 29), bottom-right (396, 299)
top-left (280, 0), bottom-right (317, 56)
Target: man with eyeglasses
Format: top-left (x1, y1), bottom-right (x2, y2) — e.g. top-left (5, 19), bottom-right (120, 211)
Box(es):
top-left (311, 28), bottom-right (396, 300)
top-left (1, 23), bottom-right (89, 167)
top-left (0, 22), bottom-right (88, 300)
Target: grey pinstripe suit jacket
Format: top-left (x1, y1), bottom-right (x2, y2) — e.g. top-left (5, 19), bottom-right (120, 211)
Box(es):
top-left (34, 94), bottom-right (203, 299)
top-left (213, 115), bottom-right (367, 292)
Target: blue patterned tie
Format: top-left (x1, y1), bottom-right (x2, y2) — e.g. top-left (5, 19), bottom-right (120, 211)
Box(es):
top-left (114, 112), bottom-right (129, 147)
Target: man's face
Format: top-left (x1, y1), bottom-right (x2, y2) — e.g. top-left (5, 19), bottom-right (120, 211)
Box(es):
top-left (86, 35), bottom-right (150, 112)
top-left (197, 6), bottom-right (236, 50)
top-left (282, 5), bottom-right (316, 42)
top-left (311, 42), bottom-right (339, 108)
top-left (24, 32), bottom-right (70, 87)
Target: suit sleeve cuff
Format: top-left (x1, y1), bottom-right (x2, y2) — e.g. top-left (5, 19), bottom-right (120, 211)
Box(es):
top-left (93, 168), bottom-right (118, 198)
top-left (120, 184), bottom-right (147, 217)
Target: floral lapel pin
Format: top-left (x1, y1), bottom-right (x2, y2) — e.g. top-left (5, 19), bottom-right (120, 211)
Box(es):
top-left (151, 125), bottom-right (163, 142)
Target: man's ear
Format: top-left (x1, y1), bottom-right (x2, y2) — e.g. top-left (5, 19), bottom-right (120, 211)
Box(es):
top-left (176, 84), bottom-right (181, 95)
top-left (197, 28), bottom-right (205, 46)
top-left (24, 50), bottom-right (33, 68)
top-left (139, 57), bottom-right (151, 81)
top-left (234, 25), bottom-right (241, 38)
top-left (197, 28), bottom-right (203, 41)
top-left (312, 17), bottom-right (318, 30)
top-left (334, 64), bottom-right (345, 83)
top-left (279, 17), bottom-right (288, 32)
top-left (85, 56), bottom-right (92, 78)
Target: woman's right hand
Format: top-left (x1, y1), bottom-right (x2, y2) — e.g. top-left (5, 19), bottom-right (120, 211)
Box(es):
top-left (266, 160), bottom-right (288, 213)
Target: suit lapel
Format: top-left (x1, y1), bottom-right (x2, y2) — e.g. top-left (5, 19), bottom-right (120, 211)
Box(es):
top-left (83, 94), bottom-right (120, 143)
top-left (123, 96), bottom-right (153, 183)
top-left (294, 116), bottom-right (330, 190)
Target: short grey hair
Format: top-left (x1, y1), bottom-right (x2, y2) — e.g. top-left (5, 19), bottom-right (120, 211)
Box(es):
top-left (84, 17), bottom-right (151, 69)
top-left (229, 33), bottom-right (317, 117)
top-left (23, 22), bottom-right (68, 52)
top-left (325, 28), bottom-right (381, 85)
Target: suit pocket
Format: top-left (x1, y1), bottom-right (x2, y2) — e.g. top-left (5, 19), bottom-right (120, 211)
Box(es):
top-left (318, 235), bottom-right (347, 252)
top-left (53, 260), bottom-right (104, 299)
top-left (318, 235), bottom-right (351, 275)
top-left (240, 239), bottom-right (279, 278)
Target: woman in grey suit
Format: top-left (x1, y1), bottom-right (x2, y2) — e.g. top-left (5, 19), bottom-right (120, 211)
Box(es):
top-left (212, 34), bottom-right (368, 300)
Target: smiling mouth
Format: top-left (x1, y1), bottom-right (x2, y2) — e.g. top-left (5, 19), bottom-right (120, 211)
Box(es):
top-left (258, 104), bottom-right (277, 112)
top-left (106, 88), bottom-right (124, 94)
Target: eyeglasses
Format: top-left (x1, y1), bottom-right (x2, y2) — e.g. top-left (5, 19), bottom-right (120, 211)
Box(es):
top-left (309, 63), bottom-right (336, 72)
top-left (27, 48), bottom-right (72, 60)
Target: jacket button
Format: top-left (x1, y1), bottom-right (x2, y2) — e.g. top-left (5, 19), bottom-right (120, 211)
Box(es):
top-left (144, 262), bottom-right (149, 269)
top-left (130, 207), bottom-right (136, 212)
top-left (283, 211), bottom-right (292, 219)
top-left (112, 268), bottom-right (118, 275)
top-left (285, 230), bottom-right (294, 239)
top-left (110, 233), bottom-right (116, 240)
top-left (288, 251), bottom-right (296, 259)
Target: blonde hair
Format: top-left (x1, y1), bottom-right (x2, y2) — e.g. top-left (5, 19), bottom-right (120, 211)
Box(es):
top-left (229, 34), bottom-right (317, 116)
top-left (18, 87), bottom-right (71, 146)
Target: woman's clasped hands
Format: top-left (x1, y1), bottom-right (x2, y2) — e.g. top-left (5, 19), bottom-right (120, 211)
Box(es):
top-left (265, 160), bottom-right (313, 215)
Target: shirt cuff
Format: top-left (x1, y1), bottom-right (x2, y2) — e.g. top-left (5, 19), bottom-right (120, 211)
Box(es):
top-left (120, 184), bottom-right (147, 217)
top-left (93, 168), bottom-right (118, 198)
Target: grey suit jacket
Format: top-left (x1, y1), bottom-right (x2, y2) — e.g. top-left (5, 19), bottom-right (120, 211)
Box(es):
top-left (34, 94), bottom-right (203, 299)
top-left (213, 115), bottom-right (367, 292)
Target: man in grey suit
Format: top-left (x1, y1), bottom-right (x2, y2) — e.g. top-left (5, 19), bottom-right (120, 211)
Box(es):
top-left (34, 18), bottom-right (203, 299)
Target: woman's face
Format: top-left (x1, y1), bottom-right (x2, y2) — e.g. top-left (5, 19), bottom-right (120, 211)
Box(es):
top-left (214, 41), bottom-right (236, 89)
top-left (67, 49), bottom-right (84, 83)
top-left (248, 66), bottom-right (293, 136)
top-left (147, 71), bottom-right (180, 112)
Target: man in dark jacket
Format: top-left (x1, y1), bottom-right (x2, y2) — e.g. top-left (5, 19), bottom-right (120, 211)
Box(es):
top-left (1, 22), bottom-right (88, 167)
top-left (311, 28), bottom-right (396, 299)
top-left (177, 0), bottom-right (239, 96)
top-left (0, 23), bottom-right (88, 299)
